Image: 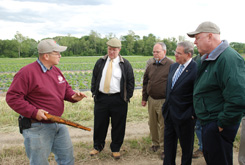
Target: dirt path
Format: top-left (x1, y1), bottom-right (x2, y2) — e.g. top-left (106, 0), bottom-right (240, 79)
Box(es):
top-left (0, 122), bottom-right (239, 165)
top-left (0, 122), bottom-right (150, 150)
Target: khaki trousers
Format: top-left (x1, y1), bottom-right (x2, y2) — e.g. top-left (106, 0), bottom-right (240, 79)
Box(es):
top-left (147, 96), bottom-right (165, 152)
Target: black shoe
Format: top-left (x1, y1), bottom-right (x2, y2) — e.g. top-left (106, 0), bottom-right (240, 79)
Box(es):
top-left (192, 149), bottom-right (203, 158)
top-left (160, 152), bottom-right (165, 160)
top-left (149, 145), bottom-right (160, 152)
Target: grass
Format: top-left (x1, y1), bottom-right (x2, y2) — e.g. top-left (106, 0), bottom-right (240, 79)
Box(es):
top-left (0, 97), bottom-right (20, 129)
top-left (0, 146), bottom-right (27, 164)
top-left (0, 89), bottom-right (149, 132)
top-left (0, 90), bottom-right (242, 164)
top-left (0, 89), bottom-right (153, 164)
top-left (0, 135), bottom-right (156, 164)
top-left (1, 134), bottom-right (240, 164)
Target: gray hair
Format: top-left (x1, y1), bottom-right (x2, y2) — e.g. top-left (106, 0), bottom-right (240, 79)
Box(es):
top-left (155, 42), bottom-right (167, 51)
top-left (177, 41), bottom-right (194, 56)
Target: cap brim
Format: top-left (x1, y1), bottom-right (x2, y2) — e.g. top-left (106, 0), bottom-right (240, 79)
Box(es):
top-left (187, 31), bottom-right (199, 38)
top-left (54, 46), bottom-right (67, 52)
top-left (107, 44), bottom-right (120, 48)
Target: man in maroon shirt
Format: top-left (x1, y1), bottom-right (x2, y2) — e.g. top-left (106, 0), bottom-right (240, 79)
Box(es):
top-left (6, 39), bottom-right (86, 165)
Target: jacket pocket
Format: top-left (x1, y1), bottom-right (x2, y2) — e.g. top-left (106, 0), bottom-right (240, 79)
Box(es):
top-left (194, 97), bottom-right (208, 116)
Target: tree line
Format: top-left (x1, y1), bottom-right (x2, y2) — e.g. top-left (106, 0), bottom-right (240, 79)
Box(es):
top-left (0, 30), bottom-right (244, 58)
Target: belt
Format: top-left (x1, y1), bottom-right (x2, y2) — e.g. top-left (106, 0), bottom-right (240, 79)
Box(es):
top-left (31, 119), bottom-right (53, 124)
top-left (31, 119), bottom-right (38, 123)
top-left (99, 92), bottom-right (120, 96)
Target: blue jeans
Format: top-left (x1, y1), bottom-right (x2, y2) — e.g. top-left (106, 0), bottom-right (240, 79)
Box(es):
top-left (195, 119), bottom-right (203, 151)
top-left (23, 123), bottom-right (74, 165)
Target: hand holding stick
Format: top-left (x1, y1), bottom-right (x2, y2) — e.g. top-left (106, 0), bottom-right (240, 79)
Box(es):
top-left (44, 113), bottom-right (91, 131)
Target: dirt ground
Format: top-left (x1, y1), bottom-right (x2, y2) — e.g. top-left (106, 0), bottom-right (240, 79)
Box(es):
top-left (0, 122), bottom-right (239, 165)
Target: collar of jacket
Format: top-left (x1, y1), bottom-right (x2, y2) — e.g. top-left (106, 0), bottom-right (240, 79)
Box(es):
top-left (153, 56), bottom-right (173, 65)
top-left (102, 54), bottom-right (125, 63)
top-left (201, 40), bottom-right (229, 63)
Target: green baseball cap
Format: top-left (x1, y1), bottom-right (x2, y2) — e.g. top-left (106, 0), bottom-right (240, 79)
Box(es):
top-left (106, 38), bottom-right (121, 48)
top-left (187, 21), bottom-right (220, 38)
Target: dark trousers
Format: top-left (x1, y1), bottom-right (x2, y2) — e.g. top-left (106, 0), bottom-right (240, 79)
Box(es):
top-left (93, 92), bottom-right (128, 152)
top-left (202, 121), bottom-right (239, 165)
top-left (163, 118), bottom-right (195, 165)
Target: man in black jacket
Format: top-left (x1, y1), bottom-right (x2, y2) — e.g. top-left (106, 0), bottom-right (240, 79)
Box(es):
top-left (90, 38), bottom-right (135, 159)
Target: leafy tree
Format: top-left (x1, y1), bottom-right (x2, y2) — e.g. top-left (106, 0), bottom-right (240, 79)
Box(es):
top-left (21, 39), bottom-right (38, 57)
top-left (105, 33), bottom-right (117, 40)
top-left (88, 30), bottom-right (102, 55)
top-left (79, 36), bottom-right (90, 56)
top-left (0, 31), bottom-right (244, 58)
top-left (134, 38), bottom-right (144, 55)
top-left (121, 30), bottom-right (136, 55)
top-left (178, 35), bottom-right (186, 42)
top-left (0, 40), bottom-right (4, 57)
top-left (2, 40), bottom-right (19, 58)
top-left (230, 42), bottom-right (245, 54)
top-left (14, 31), bottom-right (26, 58)
top-left (143, 34), bottom-right (156, 56)
top-left (194, 47), bottom-right (199, 56)
top-left (163, 37), bottom-right (177, 56)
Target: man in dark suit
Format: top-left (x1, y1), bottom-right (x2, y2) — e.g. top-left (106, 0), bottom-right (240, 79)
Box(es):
top-left (162, 41), bottom-right (197, 165)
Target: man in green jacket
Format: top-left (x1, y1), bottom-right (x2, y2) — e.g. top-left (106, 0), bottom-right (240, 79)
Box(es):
top-left (187, 21), bottom-right (245, 165)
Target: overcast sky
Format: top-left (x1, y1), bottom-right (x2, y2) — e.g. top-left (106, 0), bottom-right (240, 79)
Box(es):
top-left (0, 0), bottom-right (244, 43)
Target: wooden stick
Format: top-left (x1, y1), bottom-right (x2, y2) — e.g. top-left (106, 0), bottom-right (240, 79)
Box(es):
top-left (44, 113), bottom-right (91, 131)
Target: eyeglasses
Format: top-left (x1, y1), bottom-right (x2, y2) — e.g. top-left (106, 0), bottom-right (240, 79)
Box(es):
top-left (152, 50), bottom-right (163, 54)
top-left (174, 51), bottom-right (182, 56)
top-left (49, 52), bottom-right (61, 56)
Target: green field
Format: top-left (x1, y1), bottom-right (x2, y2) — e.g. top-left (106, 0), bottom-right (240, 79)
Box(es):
top-left (0, 56), bottom-right (175, 92)
top-left (0, 56), bottom-right (162, 72)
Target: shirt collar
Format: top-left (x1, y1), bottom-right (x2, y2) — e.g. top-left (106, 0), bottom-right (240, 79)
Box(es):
top-left (108, 56), bottom-right (120, 63)
top-left (201, 41), bottom-right (225, 62)
top-left (155, 56), bottom-right (166, 64)
top-left (181, 58), bottom-right (192, 68)
top-left (208, 41), bottom-right (224, 58)
top-left (37, 58), bottom-right (52, 73)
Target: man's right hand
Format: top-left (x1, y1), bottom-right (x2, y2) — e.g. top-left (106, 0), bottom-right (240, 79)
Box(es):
top-left (142, 101), bottom-right (147, 107)
top-left (36, 109), bottom-right (49, 121)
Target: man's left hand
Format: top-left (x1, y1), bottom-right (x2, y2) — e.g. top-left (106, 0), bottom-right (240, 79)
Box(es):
top-left (72, 92), bottom-right (87, 101)
top-left (218, 127), bottom-right (223, 132)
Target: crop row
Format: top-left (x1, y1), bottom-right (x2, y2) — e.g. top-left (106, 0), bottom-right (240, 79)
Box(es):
top-left (0, 62), bottom-right (149, 73)
top-left (0, 56), bottom-right (175, 92)
top-left (0, 56), bottom-right (157, 65)
top-left (0, 71), bottom-right (145, 92)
